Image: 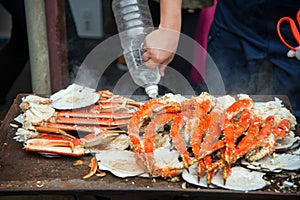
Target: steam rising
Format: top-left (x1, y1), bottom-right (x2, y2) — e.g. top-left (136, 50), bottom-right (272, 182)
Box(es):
top-left (73, 29), bottom-right (225, 97)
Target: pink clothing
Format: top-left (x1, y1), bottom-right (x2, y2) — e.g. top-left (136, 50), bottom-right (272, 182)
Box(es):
top-left (190, 0), bottom-right (217, 83)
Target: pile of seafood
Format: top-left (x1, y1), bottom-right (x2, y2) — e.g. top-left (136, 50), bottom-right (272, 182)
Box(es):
top-left (12, 84), bottom-right (300, 191)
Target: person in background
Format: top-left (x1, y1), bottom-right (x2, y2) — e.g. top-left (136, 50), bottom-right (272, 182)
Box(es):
top-left (190, 0), bottom-right (217, 85)
top-left (144, 1), bottom-right (300, 123)
top-left (0, 0), bottom-right (29, 105)
top-left (205, 1), bottom-right (300, 122)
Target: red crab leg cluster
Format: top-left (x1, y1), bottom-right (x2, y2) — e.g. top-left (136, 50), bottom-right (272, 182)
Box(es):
top-left (127, 93), bottom-right (294, 184)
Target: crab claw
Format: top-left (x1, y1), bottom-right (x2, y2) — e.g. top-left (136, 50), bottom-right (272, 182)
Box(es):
top-left (24, 138), bottom-right (85, 156)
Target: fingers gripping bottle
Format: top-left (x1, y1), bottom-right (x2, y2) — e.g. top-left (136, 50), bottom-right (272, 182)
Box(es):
top-left (112, 0), bottom-right (160, 98)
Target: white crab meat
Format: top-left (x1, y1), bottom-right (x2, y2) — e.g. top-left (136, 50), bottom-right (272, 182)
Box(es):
top-left (20, 95), bottom-right (52, 111)
top-left (241, 153), bottom-right (300, 172)
top-left (96, 150), bottom-right (147, 178)
top-left (23, 104), bottom-right (55, 124)
top-left (50, 83), bottom-right (100, 110)
top-left (154, 133), bottom-right (172, 149)
top-left (253, 98), bottom-right (297, 128)
top-left (161, 93), bottom-right (187, 103)
top-left (153, 148), bottom-right (184, 171)
top-left (211, 166), bottom-right (266, 191)
top-left (214, 95), bottom-right (236, 111)
top-left (13, 127), bottom-right (39, 143)
top-left (83, 133), bottom-right (130, 150)
top-left (181, 163), bottom-right (216, 188)
top-left (19, 95), bottom-right (55, 124)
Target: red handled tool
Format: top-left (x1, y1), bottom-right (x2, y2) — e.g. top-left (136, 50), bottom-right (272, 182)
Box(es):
top-left (277, 10), bottom-right (300, 51)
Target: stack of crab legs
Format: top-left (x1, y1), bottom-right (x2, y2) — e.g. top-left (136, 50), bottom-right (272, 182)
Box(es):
top-left (127, 92), bottom-right (295, 184)
top-left (14, 90), bottom-right (296, 183)
top-left (14, 90), bottom-right (141, 178)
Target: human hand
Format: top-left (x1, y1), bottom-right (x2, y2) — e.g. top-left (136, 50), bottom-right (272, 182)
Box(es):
top-left (287, 46), bottom-right (300, 60)
top-left (142, 28), bottom-right (180, 76)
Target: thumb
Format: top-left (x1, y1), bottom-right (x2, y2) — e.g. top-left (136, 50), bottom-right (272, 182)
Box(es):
top-left (158, 65), bottom-right (167, 77)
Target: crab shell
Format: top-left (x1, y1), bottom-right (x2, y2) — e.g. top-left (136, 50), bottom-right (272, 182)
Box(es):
top-left (211, 166), bottom-right (266, 191)
top-left (182, 165), bottom-right (266, 191)
top-left (50, 83), bottom-right (100, 110)
top-left (182, 163), bottom-right (216, 188)
top-left (96, 148), bottom-right (184, 178)
top-left (241, 153), bottom-right (300, 172)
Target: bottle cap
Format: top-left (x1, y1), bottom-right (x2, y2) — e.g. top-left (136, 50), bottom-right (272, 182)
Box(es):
top-left (145, 85), bottom-right (158, 98)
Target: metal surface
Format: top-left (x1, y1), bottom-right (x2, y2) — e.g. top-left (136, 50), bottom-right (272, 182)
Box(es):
top-left (0, 94), bottom-right (299, 199)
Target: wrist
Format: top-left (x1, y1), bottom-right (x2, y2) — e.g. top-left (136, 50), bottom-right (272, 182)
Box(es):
top-left (158, 23), bottom-right (181, 32)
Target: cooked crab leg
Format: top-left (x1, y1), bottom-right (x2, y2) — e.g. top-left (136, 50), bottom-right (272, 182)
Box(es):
top-left (204, 115), bottom-right (265, 183)
top-left (196, 110), bottom-right (253, 182)
top-left (128, 98), bottom-right (165, 152)
top-left (244, 115), bottom-right (275, 161)
top-left (272, 118), bottom-right (291, 139)
top-left (83, 157), bottom-right (98, 179)
top-left (49, 116), bottom-right (130, 127)
top-left (171, 97), bottom-right (213, 168)
top-left (27, 137), bottom-right (75, 150)
top-left (193, 111), bottom-right (223, 183)
top-left (223, 98), bottom-right (254, 160)
top-left (152, 166), bottom-right (184, 178)
top-left (223, 109), bottom-right (252, 164)
top-left (40, 122), bottom-right (126, 133)
top-left (97, 94), bottom-right (141, 112)
top-left (245, 116), bottom-right (291, 162)
top-left (24, 128), bottom-right (129, 157)
top-left (193, 97), bottom-right (254, 182)
top-left (197, 111), bottom-right (223, 159)
top-left (128, 98), bottom-right (173, 169)
top-left (24, 138), bottom-right (86, 156)
top-left (96, 90), bottom-right (114, 98)
top-left (170, 113), bottom-right (192, 168)
top-left (144, 112), bottom-right (179, 175)
top-left (205, 148), bottom-right (226, 172)
top-left (94, 102), bottom-right (139, 112)
top-left (203, 148), bottom-right (225, 184)
top-left (222, 98), bottom-right (253, 180)
top-left (35, 126), bottom-right (76, 140)
top-left (189, 99), bottom-right (213, 158)
top-left (128, 97), bottom-right (182, 175)
top-left (232, 117), bottom-right (262, 162)
top-left (55, 111), bottom-right (133, 119)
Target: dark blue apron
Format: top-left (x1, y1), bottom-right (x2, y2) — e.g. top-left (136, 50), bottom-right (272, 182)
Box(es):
top-left (207, 0), bottom-right (300, 122)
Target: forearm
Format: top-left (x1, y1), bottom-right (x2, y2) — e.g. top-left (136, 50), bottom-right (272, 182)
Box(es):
top-left (159, 0), bottom-right (182, 31)
top-left (143, 0), bottom-right (182, 76)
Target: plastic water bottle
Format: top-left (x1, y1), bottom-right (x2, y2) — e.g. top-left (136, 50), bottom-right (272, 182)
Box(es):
top-left (112, 0), bottom-right (160, 98)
